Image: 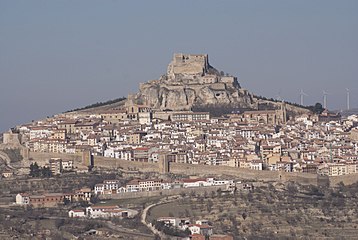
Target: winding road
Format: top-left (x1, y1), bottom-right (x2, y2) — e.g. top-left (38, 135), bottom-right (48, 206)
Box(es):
top-left (141, 195), bottom-right (181, 239)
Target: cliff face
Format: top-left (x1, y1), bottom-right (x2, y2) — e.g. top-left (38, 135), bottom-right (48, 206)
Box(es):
top-left (133, 53), bottom-right (255, 110)
top-left (137, 80), bottom-right (254, 110)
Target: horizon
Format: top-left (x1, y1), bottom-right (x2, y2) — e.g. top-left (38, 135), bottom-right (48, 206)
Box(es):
top-left (1, 0), bottom-right (357, 131)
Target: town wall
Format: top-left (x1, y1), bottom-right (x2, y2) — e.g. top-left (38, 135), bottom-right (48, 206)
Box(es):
top-left (171, 163), bottom-right (321, 185)
top-left (28, 152), bottom-right (82, 165)
top-left (94, 155), bottom-right (159, 172)
top-left (27, 152), bottom-right (358, 187)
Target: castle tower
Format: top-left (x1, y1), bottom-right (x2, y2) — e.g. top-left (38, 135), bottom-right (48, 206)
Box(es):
top-left (158, 153), bottom-right (170, 174)
top-left (82, 149), bottom-right (94, 168)
top-left (167, 53), bottom-right (209, 78)
top-left (280, 101), bottom-right (287, 124)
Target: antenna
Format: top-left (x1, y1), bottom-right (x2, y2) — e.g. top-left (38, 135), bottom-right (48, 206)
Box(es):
top-left (323, 90), bottom-right (328, 109)
top-left (300, 89), bottom-right (308, 106)
top-left (346, 88), bottom-right (350, 110)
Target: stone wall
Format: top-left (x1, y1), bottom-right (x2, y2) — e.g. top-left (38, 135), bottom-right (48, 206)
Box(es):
top-left (2, 132), bottom-right (21, 145)
top-left (27, 152), bottom-right (358, 186)
top-left (94, 155), bottom-right (159, 172)
top-left (171, 163), bottom-right (318, 185)
top-left (28, 152), bottom-right (82, 166)
top-left (168, 53), bottom-right (209, 77)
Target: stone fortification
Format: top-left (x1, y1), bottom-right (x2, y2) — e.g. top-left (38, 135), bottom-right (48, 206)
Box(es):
top-left (2, 130), bottom-right (21, 146)
top-left (134, 53), bottom-right (255, 111)
top-left (1, 130), bottom-right (29, 161)
top-left (26, 152), bottom-right (358, 186)
top-left (167, 53), bottom-right (209, 78)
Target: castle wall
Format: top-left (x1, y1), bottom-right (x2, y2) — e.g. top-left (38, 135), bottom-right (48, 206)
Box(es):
top-left (221, 76), bottom-right (236, 84)
top-left (27, 152), bottom-right (358, 186)
top-left (168, 53), bottom-right (209, 77)
top-left (209, 83), bottom-right (226, 91)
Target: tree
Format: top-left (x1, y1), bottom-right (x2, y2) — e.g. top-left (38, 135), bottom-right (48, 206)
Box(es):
top-left (63, 198), bottom-right (71, 205)
top-left (287, 182), bottom-right (298, 196)
top-left (217, 188), bottom-right (222, 197)
top-left (29, 162), bottom-right (40, 177)
top-left (41, 166), bottom-right (52, 178)
top-left (242, 212), bottom-right (247, 220)
top-left (207, 200), bottom-right (213, 213)
top-left (180, 191), bottom-right (186, 198)
top-left (190, 190), bottom-right (196, 198)
top-left (308, 102), bottom-right (324, 114)
top-left (90, 195), bottom-right (100, 204)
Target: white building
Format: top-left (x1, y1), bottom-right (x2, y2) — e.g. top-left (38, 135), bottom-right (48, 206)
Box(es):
top-left (94, 180), bottom-right (120, 195)
top-left (68, 209), bottom-right (86, 218)
top-left (157, 217), bottom-right (190, 230)
top-left (188, 224), bottom-right (213, 236)
top-left (182, 178), bottom-right (208, 188)
top-left (86, 205), bottom-right (137, 219)
top-left (16, 193), bottom-right (30, 205)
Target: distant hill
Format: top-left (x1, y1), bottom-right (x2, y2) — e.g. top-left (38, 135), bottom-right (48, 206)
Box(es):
top-left (65, 97), bottom-right (126, 114)
top-left (334, 108), bottom-right (358, 117)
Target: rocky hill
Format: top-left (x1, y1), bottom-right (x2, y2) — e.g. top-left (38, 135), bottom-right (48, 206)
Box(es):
top-left (132, 53), bottom-right (255, 111)
top-left (66, 53), bottom-right (310, 116)
top-left (131, 53), bottom-right (310, 115)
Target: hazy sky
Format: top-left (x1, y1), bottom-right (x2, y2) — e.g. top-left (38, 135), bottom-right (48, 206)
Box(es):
top-left (1, 0), bottom-right (357, 132)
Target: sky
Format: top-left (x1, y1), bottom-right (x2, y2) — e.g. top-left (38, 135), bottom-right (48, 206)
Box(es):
top-left (0, 0), bottom-right (357, 132)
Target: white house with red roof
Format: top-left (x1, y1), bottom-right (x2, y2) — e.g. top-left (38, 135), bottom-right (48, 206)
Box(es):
top-left (182, 178), bottom-right (208, 188)
top-left (125, 179), bottom-right (163, 192)
top-left (15, 193), bottom-right (30, 205)
top-left (188, 224), bottom-right (213, 236)
top-left (94, 180), bottom-right (121, 195)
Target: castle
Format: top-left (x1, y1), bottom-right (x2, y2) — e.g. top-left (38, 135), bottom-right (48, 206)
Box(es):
top-left (164, 53), bottom-right (238, 87)
top-left (167, 53), bottom-right (210, 78)
top-left (133, 53), bottom-right (252, 111)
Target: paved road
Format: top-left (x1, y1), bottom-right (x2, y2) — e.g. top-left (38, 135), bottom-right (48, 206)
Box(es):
top-left (141, 195), bottom-right (181, 239)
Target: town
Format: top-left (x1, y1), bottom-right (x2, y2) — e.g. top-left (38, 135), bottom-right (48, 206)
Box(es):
top-left (5, 100), bottom-right (358, 177)
top-left (1, 53), bottom-right (358, 239)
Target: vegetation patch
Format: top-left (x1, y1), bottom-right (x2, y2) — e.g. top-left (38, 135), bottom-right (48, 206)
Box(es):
top-left (65, 97), bottom-right (126, 113)
top-left (148, 182), bottom-right (358, 239)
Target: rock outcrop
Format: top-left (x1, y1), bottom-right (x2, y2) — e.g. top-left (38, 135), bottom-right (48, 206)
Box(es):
top-left (133, 53), bottom-right (255, 110)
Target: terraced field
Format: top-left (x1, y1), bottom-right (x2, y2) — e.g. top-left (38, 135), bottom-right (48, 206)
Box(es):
top-left (148, 182), bottom-right (358, 239)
